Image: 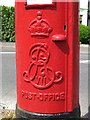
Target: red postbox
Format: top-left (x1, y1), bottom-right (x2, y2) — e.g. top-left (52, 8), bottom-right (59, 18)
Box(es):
top-left (15, 0), bottom-right (80, 119)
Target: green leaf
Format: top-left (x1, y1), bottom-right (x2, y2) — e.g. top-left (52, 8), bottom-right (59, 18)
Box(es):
top-left (0, 5), bottom-right (15, 42)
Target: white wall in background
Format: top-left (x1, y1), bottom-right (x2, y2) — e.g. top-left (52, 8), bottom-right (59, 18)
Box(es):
top-left (80, 0), bottom-right (88, 26)
top-left (0, 0), bottom-right (15, 6)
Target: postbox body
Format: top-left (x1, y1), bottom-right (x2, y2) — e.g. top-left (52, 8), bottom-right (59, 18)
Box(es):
top-left (15, 1), bottom-right (80, 118)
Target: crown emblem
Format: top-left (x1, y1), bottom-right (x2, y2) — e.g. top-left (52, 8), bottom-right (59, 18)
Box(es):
top-left (28, 11), bottom-right (53, 38)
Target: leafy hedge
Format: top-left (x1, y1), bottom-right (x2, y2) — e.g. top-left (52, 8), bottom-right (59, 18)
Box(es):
top-left (80, 24), bottom-right (90, 44)
top-left (0, 6), bottom-right (90, 44)
top-left (0, 6), bottom-right (15, 42)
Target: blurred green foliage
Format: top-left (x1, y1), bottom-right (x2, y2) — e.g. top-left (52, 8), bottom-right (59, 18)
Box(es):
top-left (80, 24), bottom-right (90, 44)
top-left (0, 6), bottom-right (15, 42)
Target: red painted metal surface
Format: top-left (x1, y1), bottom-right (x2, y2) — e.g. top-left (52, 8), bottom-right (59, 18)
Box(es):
top-left (15, 1), bottom-right (79, 114)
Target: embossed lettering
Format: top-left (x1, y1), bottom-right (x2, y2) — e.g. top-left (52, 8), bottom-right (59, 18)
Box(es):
top-left (37, 93), bottom-right (43, 101)
top-left (28, 92), bottom-right (33, 100)
top-left (44, 93), bottom-right (48, 101)
top-left (55, 93), bottom-right (60, 101)
top-left (48, 93), bottom-right (55, 101)
top-left (22, 91), bottom-right (65, 102)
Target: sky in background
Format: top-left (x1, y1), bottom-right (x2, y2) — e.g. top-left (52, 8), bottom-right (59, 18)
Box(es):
top-left (0, 0), bottom-right (15, 6)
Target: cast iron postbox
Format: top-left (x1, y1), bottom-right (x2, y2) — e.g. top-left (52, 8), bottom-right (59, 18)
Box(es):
top-left (15, 0), bottom-right (80, 119)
